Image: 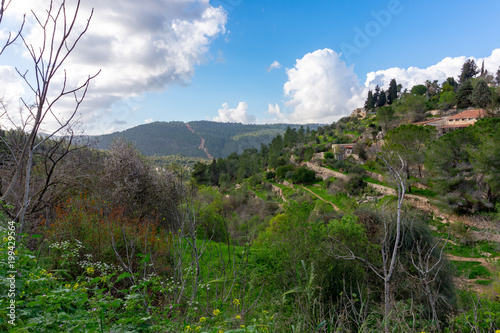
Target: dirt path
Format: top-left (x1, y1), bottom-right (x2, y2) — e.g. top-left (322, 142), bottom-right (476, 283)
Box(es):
top-left (300, 186), bottom-right (340, 211)
top-left (185, 123), bottom-right (213, 159)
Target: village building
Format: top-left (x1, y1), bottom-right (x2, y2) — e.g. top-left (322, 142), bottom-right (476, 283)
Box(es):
top-left (413, 109), bottom-right (485, 135)
top-left (331, 143), bottom-right (354, 160)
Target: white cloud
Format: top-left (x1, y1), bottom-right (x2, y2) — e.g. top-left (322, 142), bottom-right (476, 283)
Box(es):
top-left (2, 0), bottom-right (227, 132)
top-left (283, 48), bottom-right (364, 124)
top-left (144, 118), bottom-right (154, 124)
top-left (364, 49), bottom-right (500, 90)
top-left (213, 102), bottom-right (256, 124)
top-left (267, 60), bottom-right (282, 72)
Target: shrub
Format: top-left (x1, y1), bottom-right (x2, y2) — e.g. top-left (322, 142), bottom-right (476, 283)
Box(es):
top-left (292, 167), bottom-right (316, 184)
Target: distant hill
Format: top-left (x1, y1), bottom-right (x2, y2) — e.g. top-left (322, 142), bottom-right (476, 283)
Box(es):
top-left (91, 121), bottom-right (322, 158)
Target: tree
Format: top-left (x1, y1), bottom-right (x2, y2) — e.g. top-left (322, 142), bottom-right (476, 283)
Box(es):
top-left (365, 90), bottom-right (375, 110)
top-left (496, 67), bottom-right (500, 86)
top-left (325, 152), bottom-right (408, 333)
top-left (471, 79), bottom-right (492, 108)
top-left (376, 105), bottom-right (394, 130)
top-left (0, 0), bottom-right (99, 237)
top-left (411, 84), bottom-right (427, 96)
top-left (102, 138), bottom-right (180, 225)
top-left (387, 78), bottom-right (398, 105)
top-left (459, 59), bottom-right (479, 84)
top-left (384, 124), bottom-right (437, 185)
top-left (438, 91), bottom-right (456, 110)
top-left (373, 85), bottom-right (381, 107)
top-left (0, 0), bottom-right (24, 55)
top-left (425, 121), bottom-right (499, 213)
top-left (443, 77), bottom-right (458, 91)
top-left (456, 79), bottom-right (473, 109)
top-left (377, 89), bottom-right (387, 107)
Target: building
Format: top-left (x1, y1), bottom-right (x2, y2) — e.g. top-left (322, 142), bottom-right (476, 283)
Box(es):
top-left (440, 109), bottom-right (486, 133)
top-left (414, 109), bottom-right (485, 135)
top-left (331, 144), bottom-right (354, 160)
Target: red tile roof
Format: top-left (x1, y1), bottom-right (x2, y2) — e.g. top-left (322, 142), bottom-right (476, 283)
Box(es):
top-left (448, 109), bottom-right (485, 120)
top-left (414, 118), bottom-right (443, 125)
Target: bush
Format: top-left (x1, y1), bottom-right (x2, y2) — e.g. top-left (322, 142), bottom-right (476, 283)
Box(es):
top-left (324, 152), bottom-right (334, 159)
top-left (265, 171), bottom-right (276, 180)
top-left (291, 167), bottom-right (316, 184)
top-left (276, 165), bottom-right (295, 180)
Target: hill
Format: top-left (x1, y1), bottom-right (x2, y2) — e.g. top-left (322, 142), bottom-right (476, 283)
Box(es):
top-left (91, 121), bottom-right (322, 158)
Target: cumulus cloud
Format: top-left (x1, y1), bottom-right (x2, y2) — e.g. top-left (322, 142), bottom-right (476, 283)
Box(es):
top-left (283, 48), bottom-right (365, 124)
top-left (144, 118), bottom-right (154, 124)
top-left (267, 60), bottom-right (282, 72)
top-left (3, 0), bottom-right (227, 132)
top-left (365, 49), bottom-right (500, 90)
top-left (213, 102), bottom-right (256, 124)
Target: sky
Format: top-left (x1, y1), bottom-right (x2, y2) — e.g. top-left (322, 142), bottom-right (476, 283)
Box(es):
top-left (1, 0), bottom-right (500, 135)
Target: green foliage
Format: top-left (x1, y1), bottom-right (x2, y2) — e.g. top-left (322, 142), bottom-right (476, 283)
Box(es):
top-left (344, 174), bottom-right (368, 196)
top-left (275, 165), bottom-right (295, 180)
top-left (471, 79), bottom-right (492, 108)
top-left (376, 106), bottom-right (394, 129)
top-left (438, 90), bottom-right (456, 110)
top-left (456, 79), bottom-right (474, 109)
top-left (411, 84), bottom-right (427, 96)
top-left (291, 167), bottom-right (316, 184)
top-left (425, 119), bottom-right (500, 212)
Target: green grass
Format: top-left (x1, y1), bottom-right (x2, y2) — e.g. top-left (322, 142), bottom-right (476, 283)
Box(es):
top-left (301, 184), bottom-right (356, 211)
top-left (410, 187), bottom-right (438, 197)
top-left (363, 176), bottom-right (388, 186)
top-left (476, 279), bottom-right (493, 285)
top-left (445, 240), bottom-right (500, 258)
top-left (451, 261), bottom-right (492, 279)
top-left (250, 187), bottom-right (268, 200)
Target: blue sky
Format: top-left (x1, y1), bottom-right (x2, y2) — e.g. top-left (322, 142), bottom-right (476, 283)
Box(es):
top-left (1, 0), bottom-right (500, 134)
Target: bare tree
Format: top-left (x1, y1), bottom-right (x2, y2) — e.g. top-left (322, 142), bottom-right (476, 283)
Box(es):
top-left (0, 0), bottom-right (25, 55)
top-left (324, 152), bottom-right (406, 333)
top-left (0, 0), bottom-right (99, 236)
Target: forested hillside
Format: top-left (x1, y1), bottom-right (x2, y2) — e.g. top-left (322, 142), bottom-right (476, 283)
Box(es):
top-left (92, 121), bottom-right (321, 158)
top-left (2, 57), bottom-right (500, 332)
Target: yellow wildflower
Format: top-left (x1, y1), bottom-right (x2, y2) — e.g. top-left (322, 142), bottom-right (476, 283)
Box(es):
top-left (240, 325), bottom-right (245, 328)
top-left (184, 325), bottom-right (191, 332)
top-left (199, 317), bottom-right (206, 322)
top-left (233, 298), bottom-right (240, 306)
top-left (235, 315), bottom-right (241, 320)
top-left (86, 266), bottom-right (95, 275)
top-left (213, 309), bottom-right (221, 316)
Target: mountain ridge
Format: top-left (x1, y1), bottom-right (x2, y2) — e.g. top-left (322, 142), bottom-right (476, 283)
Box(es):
top-left (90, 120), bottom-right (323, 158)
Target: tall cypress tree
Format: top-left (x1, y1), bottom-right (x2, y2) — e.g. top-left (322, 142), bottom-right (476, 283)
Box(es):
top-left (373, 85), bottom-right (381, 107)
top-left (365, 90), bottom-right (375, 110)
top-left (387, 78), bottom-right (398, 105)
top-left (377, 89), bottom-right (387, 107)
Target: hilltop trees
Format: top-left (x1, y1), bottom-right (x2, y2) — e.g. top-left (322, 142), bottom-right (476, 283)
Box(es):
top-left (459, 59), bottom-right (479, 83)
top-left (472, 79), bottom-right (493, 108)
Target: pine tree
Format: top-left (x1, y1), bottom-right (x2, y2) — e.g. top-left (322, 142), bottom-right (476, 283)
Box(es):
top-left (471, 79), bottom-right (492, 108)
top-left (459, 59), bottom-right (479, 84)
top-left (456, 80), bottom-right (473, 109)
